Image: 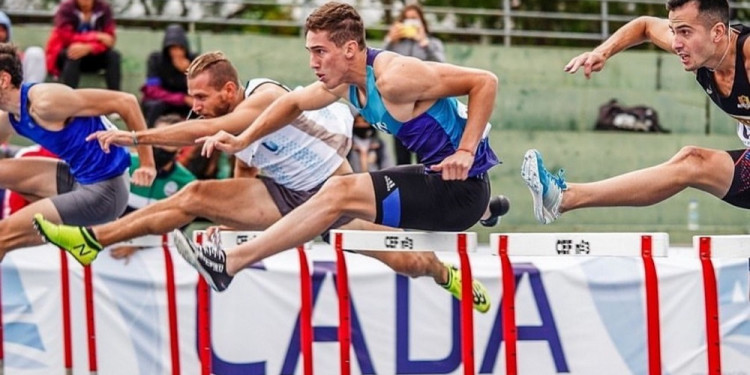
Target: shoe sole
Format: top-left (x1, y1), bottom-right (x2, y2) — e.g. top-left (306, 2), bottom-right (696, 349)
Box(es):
top-left (521, 150), bottom-right (548, 224)
top-left (172, 230), bottom-right (221, 291)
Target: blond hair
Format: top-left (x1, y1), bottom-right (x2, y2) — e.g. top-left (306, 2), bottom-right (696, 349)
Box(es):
top-left (185, 51), bottom-right (239, 89)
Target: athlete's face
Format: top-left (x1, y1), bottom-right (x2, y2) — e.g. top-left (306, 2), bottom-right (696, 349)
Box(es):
top-left (669, 1), bottom-right (724, 71)
top-left (187, 71), bottom-right (232, 118)
top-left (306, 30), bottom-right (354, 89)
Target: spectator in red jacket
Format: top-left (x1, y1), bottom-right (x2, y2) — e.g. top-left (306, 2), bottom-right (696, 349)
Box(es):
top-left (45, 0), bottom-right (121, 90)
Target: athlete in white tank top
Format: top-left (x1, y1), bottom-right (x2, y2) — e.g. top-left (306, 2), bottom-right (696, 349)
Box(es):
top-left (234, 79), bottom-right (353, 191)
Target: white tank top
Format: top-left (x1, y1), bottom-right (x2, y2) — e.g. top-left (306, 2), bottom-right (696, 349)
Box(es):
top-left (234, 79), bottom-right (353, 191)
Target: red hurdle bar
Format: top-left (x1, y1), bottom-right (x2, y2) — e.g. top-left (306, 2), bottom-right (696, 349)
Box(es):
top-left (698, 237), bottom-right (721, 375)
top-left (456, 233), bottom-right (475, 375)
top-left (162, 234), bottom-right (181, 375)
top-left (640, 235), bottom-right (662, 375)
top-left (498, 235), bottom-right (517, 375)
top-left (60, 250), bottom-right (73, 375)
top-left (83, 265), bottom-right (97, 374)
top-left (334, 233), bottom-right (351, 375)
top-left (297, 245), bottom-right (314, 375)
top-left (194, 233), bottom-right (212, 375)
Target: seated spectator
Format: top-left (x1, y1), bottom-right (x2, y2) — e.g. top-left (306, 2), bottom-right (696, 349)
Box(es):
top-left (45, 0), bottom-right (121, 90)
top-left (112, 114), bottom-right (196, 261)
top-left (141, 24), bottom-right (197, 127)
top-left (0, 11), bottom-right (47, 83)
top-left (347, 114), bottom-right (394, 172)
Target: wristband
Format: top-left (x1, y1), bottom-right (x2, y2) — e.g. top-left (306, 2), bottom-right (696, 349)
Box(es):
top-left (457, 147), bottom-right (475, 157)
top-left (131, 131), bottom-right (139, 145)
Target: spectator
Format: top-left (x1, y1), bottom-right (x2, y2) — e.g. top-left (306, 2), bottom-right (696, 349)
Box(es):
top-left (45, 0), bottom-right (121, 90)
top-left (141, 24), bottom-right (197, 127)
top-left (0, 11), bottom-right (47, 83)
top-left (347, 114), bottom-right (394, 172)
top-left (383, 4), bottom-right (445, 165)
top-left (111, 114), bottom-right (196, 261)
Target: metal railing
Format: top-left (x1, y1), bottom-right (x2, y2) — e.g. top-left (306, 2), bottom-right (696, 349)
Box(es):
top-left (3, 0), bottom-right (750, 46)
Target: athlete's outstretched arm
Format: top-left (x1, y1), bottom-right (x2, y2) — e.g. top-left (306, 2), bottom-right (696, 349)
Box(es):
top-left (87, 84), bottom-right (283, 149)
top-left (199, 82), bottom-right (343, 156)
top-left (380, 55), bottom-right (498, 180)
top-left (28, 84), bottom-right (156, 186)
top-left (565, 16), bottom-right (673, 78)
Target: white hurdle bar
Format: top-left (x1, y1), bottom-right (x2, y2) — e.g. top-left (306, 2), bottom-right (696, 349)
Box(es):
top-left (490, 232), bottom-right (669, 375)
top-left (692, 235), bottom-right (750, 375)
top-left (330, 230), bottom-right (478, 375)
top-left (192, 231), bottom-right (314, 375)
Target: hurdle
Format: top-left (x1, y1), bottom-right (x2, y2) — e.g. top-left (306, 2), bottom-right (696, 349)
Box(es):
top-left (329, 229), bottom-right (478, 375)
top-left (692, 235), bottom-right (750, 375)
top-left (490, 232), bottom-right (669, 375)
top-left (56, 233), bottom-right (180, 375)
top-left (193, 231), bottom-right (314, 375)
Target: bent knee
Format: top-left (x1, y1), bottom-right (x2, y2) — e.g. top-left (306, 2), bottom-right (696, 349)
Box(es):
top-left (667, 146), bottom-right (717, 175)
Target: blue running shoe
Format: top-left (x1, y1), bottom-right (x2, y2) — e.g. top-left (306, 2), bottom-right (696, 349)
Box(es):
top-left (521, 149), bottom-right (567, 224)
top-left (172, 230), bottom-right (233, 292)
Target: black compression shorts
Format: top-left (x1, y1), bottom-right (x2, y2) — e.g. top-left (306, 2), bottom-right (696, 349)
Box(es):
top-left (369, 164), bottom-right (490, 231)
top-left (723, 149), bottom-right (750, 209)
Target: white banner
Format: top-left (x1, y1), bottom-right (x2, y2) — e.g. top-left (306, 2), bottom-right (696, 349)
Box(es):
top-left (0, 243), bottom-right (748, 374)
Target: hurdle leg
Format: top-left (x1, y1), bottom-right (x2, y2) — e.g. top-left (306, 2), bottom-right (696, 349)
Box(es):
top-left (457, 233), bottom-right (475, 375)
top-left (698, 237), bottom-right (722, 375)
top-left (334, 233), bottom-right (351, 375)
top-left (163, 234), bottom-right (182, 375)
top-left (60, 250), bottom-right (73, 375)
top-left (498, 235), bottom-right (518, 375)
top-left (297, 245), bottom-right (314, 375)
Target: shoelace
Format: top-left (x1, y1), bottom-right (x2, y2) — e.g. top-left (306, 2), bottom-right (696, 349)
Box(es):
top-left (549, 169), bottom-right (568, 190)
top-left (198, 241), bottom-right (226, 262)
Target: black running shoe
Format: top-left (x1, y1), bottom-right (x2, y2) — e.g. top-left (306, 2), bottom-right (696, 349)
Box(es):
top-left (480, 195), bottom-right (511, 227)
top-left (172, 230), bottom-right (233, 292)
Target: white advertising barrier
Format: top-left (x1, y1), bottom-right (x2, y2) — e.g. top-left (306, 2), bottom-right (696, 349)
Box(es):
top-left (0, 233), bottom-right (747, 375)
top-left (329, 230), bottom-right (478, 375)
top-left (690, 235), bottom-right (750, 375)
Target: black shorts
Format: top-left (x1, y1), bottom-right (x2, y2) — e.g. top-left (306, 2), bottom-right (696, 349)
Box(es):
top-left (369, 165), bottom-right (491, 231)
top-left (723, 149), bottom-right (750, 209)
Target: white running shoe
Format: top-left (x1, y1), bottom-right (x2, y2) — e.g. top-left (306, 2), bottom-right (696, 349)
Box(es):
top-left (173, 230), bottom-right (233, 292)
top-left (521, 149), bottom-right (567, 224)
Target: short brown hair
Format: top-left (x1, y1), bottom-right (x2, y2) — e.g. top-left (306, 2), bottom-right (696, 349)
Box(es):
top-left (0, 43), bottom-right (22, 88)
top-left (185, 51), bottom-right (239, 90)
top-left (666, 0), bottom-right (729, 27)
top-left (305, 2), bottom-right (366, 50)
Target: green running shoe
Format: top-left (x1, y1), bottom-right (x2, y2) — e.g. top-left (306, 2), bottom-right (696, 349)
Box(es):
top-left (441, 263), bottom-right (491, 313)
top-left (33, 214), bottom-right (102, 266)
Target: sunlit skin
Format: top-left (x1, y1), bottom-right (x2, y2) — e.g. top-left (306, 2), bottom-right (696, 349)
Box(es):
top-left (668, 1), bottom-right (731, 72)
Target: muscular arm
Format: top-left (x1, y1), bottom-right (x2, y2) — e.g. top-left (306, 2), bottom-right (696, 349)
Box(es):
top-left (204, 82), bottom-right (343, 155)
top-left (136, 86), bottom-right (282, 146)
top-left (565, 16), bottom-right (673, 77)
top-left (29, 83), bottom-right (155, 168)
top-left (593, 16), bottom-right (674, 58)
top-left (379, 55), bottom-right (497, 154)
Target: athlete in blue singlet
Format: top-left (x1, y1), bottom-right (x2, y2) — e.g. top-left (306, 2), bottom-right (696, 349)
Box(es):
top-left (170, 2), bottom-right (505, 293)
top-left (522, 0), bottom-right (750, 226)
top-left (0, 43), bottom-right (154, 260)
